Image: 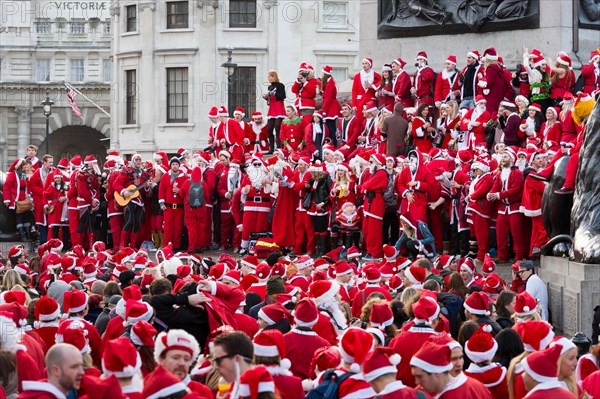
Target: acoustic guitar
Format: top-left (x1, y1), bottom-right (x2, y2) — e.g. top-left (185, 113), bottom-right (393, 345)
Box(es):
top-left (114, 183), bottom-right (147, 207)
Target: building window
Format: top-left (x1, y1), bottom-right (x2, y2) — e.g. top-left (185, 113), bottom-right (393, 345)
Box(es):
top-left (126, 5), bottom-right (137, 32)
top-left (36, 60), bottom-right (51, 82)
top-left (331, 67), bottom-right (348, 84)
top-left (167, 1), bottom-right (189, 29)
top-left (102, 21), bottom-right (111, 34)
top-left (228, 66), bottom-right (256, 119)
top-left (229, 0), bottom-right (256, 28)
top-left (322, 1), bottom-right (348, 29)
top-left (70, 21), bottom-right (86, 34)
top-left (36, 21), bottom-right (51, 34)
top-left (70, 59), bottom-right (85, 82)
top-left (126, 70), bottom-right (137, 124)
top-left (103, 59), bottom-right (111, 82)
top-left (166, 67), bottom-right (188, 123)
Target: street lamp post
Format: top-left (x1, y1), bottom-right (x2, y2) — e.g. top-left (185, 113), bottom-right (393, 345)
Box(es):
top-left (41, 91), bottom-right (54, 155)
top-left (220, 48), bottom-right (237, 113)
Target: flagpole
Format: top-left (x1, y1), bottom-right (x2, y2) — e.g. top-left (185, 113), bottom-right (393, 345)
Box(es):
top-left (63, 81), bottom-right (111, 118)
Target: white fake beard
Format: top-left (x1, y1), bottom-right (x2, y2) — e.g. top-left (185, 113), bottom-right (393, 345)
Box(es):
top-left (321, 300), bottom-right (348, 331)
top-left (516, 160), bottom-right (527, 171)
top-left (247, 165), bottom-right (266, 190)
top-left (369, 165), bottom-right (376, 174)
top-left (409, 162), bottom-right (417, 174)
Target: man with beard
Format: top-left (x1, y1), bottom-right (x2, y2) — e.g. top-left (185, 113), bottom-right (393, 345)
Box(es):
top-left (487, 147), bottom-right (527, 261)
top-left (292, 157), bottom-right (315, 256)
top-left (18, 344), bottom-right (84, 399)
top-left (460, 96), bottom-right (491, 149)
top-left (336, 102), bottom-right (361, 159)
top-left (308, 280), bottom-right (347, 345)
top-left (150, 329), bottom-right (213, 398)
top-left (521, 150), bottom-right (549, 256)
top-left (113, 154), bottom-right (152, 249)
top-left (74, 155), bottom-right (101, 251)
top-left (216, 150), bottom-right (241, 251)
top-left (362, 154), bottom-right (389, 260)
top-left (435, 55), bottom-right (460, 109)
top-left (245, 111), bottom-right (269, 155)
top-left (352, 58), bottom-right (381, 125)
top-left (412, 52), bottom-right (435, 108)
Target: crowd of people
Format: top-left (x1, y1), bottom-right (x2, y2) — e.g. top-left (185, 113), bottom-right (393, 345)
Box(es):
top-left (0, 46), bottom-right (599, 399)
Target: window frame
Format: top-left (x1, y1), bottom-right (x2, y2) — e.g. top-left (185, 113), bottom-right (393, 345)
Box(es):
top-left (229, 0), bottom-right (257, 28)
top-left (35, 20), bottom-right (51, 34)
top-left (70, 59), bottom-right (85, 82)
top-left (227, 66), bottom-right (256, 120)
top-left (166, 1), bottom-right (189, 29)
top-left (321, 1), bottom-right (348, 30)
top-left (36, 59), bottom-right (51, 82)
top-left (125, 69), bottom-right (137, 125)
top-left (125, 5), bottom-right (137, 32)
top-left (166, 67), bottom-right (189, 123)
top-left (69, 21), bottom-right (86, 34)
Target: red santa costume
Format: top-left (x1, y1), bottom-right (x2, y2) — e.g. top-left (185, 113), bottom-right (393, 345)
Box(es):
top-left (304, 112), bottom-right (330, 157)
top-left (32, 296), bottom-right (61, 353)
top-left (321, 66), bottom-right (342, 131)
top-left (434, 55), bottom-right (460, 105)
top-left (158, 158), bottom-right (187, 250)
top-left (350, 268), bottom-right (391, 318)
top-left (479, 48), bottom-right (505, 117)
top-left (215, 106), bottom-right (245, 165)
top-left (280, 111), bottom-right (307, 154)
top-left (179, 166), bottom-right (207, 253)
top-left (576, 353), bottom-right (599, 386)
top-left (396, 150), bottom-right (431, 224)
top-left (410, 114), bottom-right (434, 154)
top-left (292, 158), bottom-right (316, 255)
top-left (29, 163), bottom-right (52, 234)
top-left (66, 156), bottom-right (83, 247)
top-left (354, 102), bottom-right (381, 156)
top-left (216, 152), bottom-right (242, 250)
top-left (490, 149), bottom-right (527, 261)
top-left (292, 64), bottom-right (322, 124)
top-left (239, 155), bottom-right (273, 252)
top-left (391, 58), bottom-right (413, 108)
top-left (363, 347), bottom-right (423, 399)
top-left (413, 52), bottom-right (435, 107)
top-left (336, 105), bottom-right (362, 158)
top-left (3, 159), bottom-right (32, 236)
top-left (580, 50), bottom-right (600, 95)
top-left (103, 162), bottom-right (124, 250)
top-left (246, 111), bottom-right (269, 154)
top-left (352, 58), bottom-right (381, 125)
top-left (309, 281), bottom-right (347, 344)
top-left (269, 156), bottom-right (297, 248)
top-left (550, 54), bottom-right (576, 101)
top-left (520, 345), bottom-right (577, 399)
top-left (539, 112), bottom-right (562, 143)
top-left (466, 159), bottom-right (494, 261)
top-left (460, 96), bottom-right (492, 149)
top-left (43, 171), bottom-right (70, 239)
top-left (74, 156), bottom-right (101, 250)
top-left (361, 154), bottom-right (389, 258)
top-left (521, 153), bottom-right (550, 256)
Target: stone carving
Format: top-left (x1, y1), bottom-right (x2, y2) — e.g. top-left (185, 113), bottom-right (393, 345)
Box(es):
top-left (541, 157), bottom-right (573, 257)
top-left (379, 0), bottom-right (540, 38)
top-left (579, 0), bottom-right (600, 30)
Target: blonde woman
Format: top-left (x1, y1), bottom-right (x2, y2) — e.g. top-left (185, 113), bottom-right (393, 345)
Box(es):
top-left (263, 70), bottom-right (286, 153)
top-left (552, 337), bottom-right (579, 396)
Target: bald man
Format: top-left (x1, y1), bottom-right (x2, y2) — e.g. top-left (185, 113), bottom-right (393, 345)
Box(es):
top-left (17, 343), bottom-right (84, 399)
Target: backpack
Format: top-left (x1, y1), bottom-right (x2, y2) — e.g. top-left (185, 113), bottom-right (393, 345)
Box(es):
top-left (382, 172), bottom-right (397, 212)
top-left (306, 369), bottom-right (354, 399)
top-left (188, 180), bottom-right (205, 208)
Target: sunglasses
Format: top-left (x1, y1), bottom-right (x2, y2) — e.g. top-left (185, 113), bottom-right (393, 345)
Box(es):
top-left (212, 354), bottom-right (233, 366)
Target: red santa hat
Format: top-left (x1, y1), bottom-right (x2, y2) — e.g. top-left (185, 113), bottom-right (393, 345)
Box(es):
top-left (550, 336), bottom-right (577, 356)
top-left (362, 347), bottom-right (401, 383)
top-left (12, 263), bottom-right (29, 276)
top-left (209, 263), bottom-right (230, 281)
top-left (434, 254), bottom-right (454, 270)
top-left (102, 336), bottom-right (142, 378)
top-left (362, 58), bottom-right (373, 68)
top-left (371, 153), bottom-right (386, 166)
top-left (308, 347), bottom-right (342, 380)
top-left (218, 105), bottom-right (229, 117)
top-left (208, 106), bottom-right (219, 118)
top-left (382, 244), bottom-right (397, 261)
top-left (79, 374), bottom-right (126, 399)
top-left (481, 253), bottom-right (495, 274)
top-left (415, 51), bottom-right (428, 61)
top-left (410, 341), bottom-right (453, 373)
top-left (141, 365), bottom-right (188, 399)
top-left (234, 106), bottom-right (245, 116)
top-left (465, 324), bottom-right (498, 363)
top-left (251, 111), bottom-right (263, 120)
top-left (239, 366), bottom-right (276, 399)
top-left (63, 290), bottom-right (89, 314)
top-left (322, 65), bottom-right (333, 75)
top-left (334, 261), bottom-right (353, 277)
top-left (388, 275), bottom-right (403, 292)
top-left (84, 154), bottom-right (97, 164)
top-left (70, 155), bottom-right (83, 168)
top-left (482, 47), bottom-right (498, 61)
top-left (255, 262), bottom-right (271, 280)
top-left (313, 258), bottom-right (329, 272)
top-left (130, 320), bottom-right (158, 347)
top-left (55, 319), bottom-right (90, 353)
top-left (293, 298), bottom-right (319, 328)
top-left (363, 266), bottom-right (381, 284)
top-left (154, 329), bottom-right (200, 363)
top-left (125, 300), bottom-right (154, 325)
top-left (309, 280), bottom-right (340, 306)
top-left (191, 356), bottom-right (213, 378)
top-left (381, 64), bottom-right (392, 72)
top-left (464, 291), bottom-right (491, 316)
top-left (405, 265), bottom-right (426, 288)
top-left (258, 303), bottom-right (292, 326)
top-left (412, 295), bottom-right (440, 325)
top-left (379, 262), bottom-right (398, 279)
top-left (391, 57), bottom-right (406, 68)
top-left (240, 255), bottom-right (259, 270)
top-left (297, 255), bottom-right (314, 271)
top-left (467, 50), bottom-right (480, 60)
top-left (528, 103), bottom-right (542, 113)
top-left (8, 245), bottom-right (24, 259)
top-left (252, 330), bottom-right (290, 368)
top-left (223, 270), bottom-right (241, 286)
top-left (338, 376), bottom-right (376, 399)
top-left (369, 303), bottom-right (394, 330)
top-left (363, 101), bottom-right (378, 113)
top-left (515, 320), bottom-right (555, 352)
top-left (482, 274), bottom-right (502, 295)
top-left (547, 106), bottom-right (560, 119)
top-left (590, 49), bottom-right (600, 63)
top-left (34, 296), bottom-right (60, 324)
top-left (0, 291), bottom-right (25, 306)
top-left (556, 53), bottom-right (572, 68)
top-left (339, 327), bottom-right (375, 372)
top-left (514, 291), bottom-right (538, 318)
top-left (446, 55), bottom-right (457, 65)
top-left (347, 245), bottom-right (361, 259)
top-left (522, 344), bottom-right (562, 383)
top-left (460, 257), bottom-right (476, 275)
top-left (474, 95), bottom-right (486, 105)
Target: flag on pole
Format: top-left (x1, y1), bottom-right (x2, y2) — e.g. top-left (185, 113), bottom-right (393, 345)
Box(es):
top-left (64, 82), bottom-right (83, 120)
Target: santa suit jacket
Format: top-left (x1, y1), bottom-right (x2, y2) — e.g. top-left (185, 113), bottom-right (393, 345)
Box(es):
top-left (540, 121), bottom-right (562, 144)
top-left (337, 116), bottom-right (361, 149)
top-left (464, 363), bottom-right (508, 399)
top-left (576, 353), bottom-right (599, 385)
top-left (18, 380), bottom-right (67, 399)
top-left (352, 70), bottom-right (381, 110)
top-left (266, 365), bottom-right (305, 399)
top-left (322, 78), bottom-right (341, 120)
top-left (434, 69), bottom-right (459, 104)
top-left (216, 118), bottom-right (244, 146)
top-left (396, 151), bottom-right (432, 221)
top-left (105, 170), bottom-right (123, 217)
top-left (68, 316), bottom-right (103, 368)
top-left (34, 324), bottom-right (58, 354)
top-left (437, 372), bottom-right (492, 399)
top-left (393, 70), bottom-right (414, 108)
top-left (246, 122), bottom-right (269, 154)
top-left (390, 324), bottom-right (438, 387)
top-left (460, 108), bottom-right (491, 147)
top-left (501, 113), bottom-right (522, 145)
top-left (234, 310), bottom-right (260, 338)
top-left (43, 181), bottom-right (69, 227)
top-left (292, 78), bottom-right (321, 110)
top-left (2, 170), bottom-right (29, 209)
top-left (411, 116), bottom-right (434, 154)
top-left (351, 284), bottom-right (392, 317)
top-left (491, 167), bottom-right (523, 215)
top-left (113, 167), bottom-right (151, 207)
top-left (361, 168), bottom-right (388, 219)
top-left (313, 312), bottom-right (339, 345)
top-left (158, 171), bottom-right (187, 207)
top-left (376, 381), bottom-right (422, 399)
top-left (459, 63), bottom-right (483, 99)
top-left (467, 172), bottom-right (494, 219)
top-left (280, 118), bottom-right (306, 152)
top-left (29, 167), bottom-right (51, 225)
top-left (75, 170), bottom-right (100, 210)
top-left (522, 381), bottom-right (576, 399)
top-left (304, 123), bottom-right (330, 155)
top-left (581, 63), bottom-right (600, 94)
top-left (414, 66), bottom-right (435, 106)
top-left (480, 64), bottom-right (504, 115)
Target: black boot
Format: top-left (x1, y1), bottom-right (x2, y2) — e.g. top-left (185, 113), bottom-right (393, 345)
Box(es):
top-left (315, 235), bottom-right (326, 258)
top-left (17, 226), bottom-right (27, 242)
top-left (268, 135), bottom-right (275, 154)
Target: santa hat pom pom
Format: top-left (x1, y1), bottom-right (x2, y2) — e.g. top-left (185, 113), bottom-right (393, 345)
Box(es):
top-left (302, 379), bottom-right (315, 391)
top-left (350, 363), bottom-right (361, 373)
top-left (482, 324), bottom-right (492, 333)
top-left (524, 306), bottom-right (530, 312)
top-left (280, 358), bottom-right (291, 370)
top-left (389, 353), bottom-right (401, 366)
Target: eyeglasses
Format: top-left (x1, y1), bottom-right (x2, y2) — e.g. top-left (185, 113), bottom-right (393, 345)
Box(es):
top-left (212, 354), bottom-right (233, 366)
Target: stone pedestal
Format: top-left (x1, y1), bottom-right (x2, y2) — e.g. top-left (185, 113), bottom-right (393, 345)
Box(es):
top-left (539, 256), bottom-right (600, 338)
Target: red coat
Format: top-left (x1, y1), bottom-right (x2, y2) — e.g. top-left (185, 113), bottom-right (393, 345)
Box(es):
top-left (234, 311), bottom-right (260, 338)
top-left (434, 69), bottom-right (459, 104)
top-left (304, 124), bottom-right (330, 155)
top-left (460, 108), bottom-right (491, 148)
top-left (581, 64), bottom-right (600, 95)
top-left (464, 364), bottom-right (508, 399)
top-left (280, 118), bottom-right (306, 152)
top-left (2, 171), bottom-right (28, 209)
top-left (390, 325), bottom-right (438, 387)
top-left (75, 170), bottom-right (100, 209)
top-left (437, 373), bottom-right (492, 399)
top-left (361, 168), bottom-right (388, 219)
top-left (245, 122), bottom-right (269, 154)
top-left (467, 173), bottom-right (494, 219)
top-left (69, 317), bottom-right (103, 368)
top-left (414, 66), bottom-right (435, 106)
top-left (376, 381), bottom-right (422, 399)
top-left (313, 313), bottom-right (338, 345)
top-left (396, 151), bottom-right (432, 223)
top-left (480, 64), bottom-right (504, 115)
top-left (540, 121), bottom-right (562, 143)
top-left (550, 70), bottom-right (575, 100)
top-left (393, 70), bottom-right (413, 108)
top-left (411, 116), bottom-right (433, 154)
top-left (522, 382), bottom-right (576, 399)
top-left (17, 380), bottom-right (65, 399)
top-left (322, 78), bottom-right (341, 120)
top-left (268, 368), bottom-right (305, 399)
top-left (216, 118), bottom-right (244, 146)
top-left (34, 325), bottom-right (58, 353)
top-left (29, 167), bottom-right (50, 225)
top-left (352, 70), bottom-right (381, 111)
top-left (337, 116), bottom-right (361, 149)
top-left (113, 167), bottom-right (151, 207)
top-left (158, 171), bottom-right (187, 206)
top-left (16, 348), bottom-right (41, 392)
top-left (43, 181), bottom-right (69, 227)
top-left (292, 78), bottom-right (321, 110)
top-left (283, 328), bottom-right (330, 380)
top-left (490, 167), bottom-right (523, 215)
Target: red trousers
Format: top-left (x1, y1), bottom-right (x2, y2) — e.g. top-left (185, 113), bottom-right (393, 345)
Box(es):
top-left (294, 211), bottom-right (315, 254)
top-left (185, 207), bottom-right (206, 252)
top-left (109, 215), bottom-right (123, 251)
top-left (564, 151), bottom-right (579, 189)
top-left (199, 206), bottom-right (213, 248)
top-left (241, 211), bottom-right (270, 241)
top-left (163, 207), bottom-right (184, 249)
top-left (364, 214), bottom-right (383, 258)
top-left (151, 215), bottom-right (163, 231)
top-left (427, 206), bottom-right (444, 251)
top-left (496, 211), bottom-right (529, 261)
top-left (529, 215), bottom-right (549, 255)
top-left (220, 212), bottom-right (241, 248)
top-left (68, 209), bottom-right (81, 247)
top-left (120, 230), bottom-right (141, 250)
top-left (471, 213), bottom-right (490, 261)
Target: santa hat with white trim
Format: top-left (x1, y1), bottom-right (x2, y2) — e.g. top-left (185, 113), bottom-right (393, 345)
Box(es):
top-left (102, 336), bottom-right (142, 378)
top-left (410, 341), bottom-right (453, 374)
top-left (515, 320), bottom-right (555, 352)
top-left (258, 303), bottom-right (291, 326)
top-left (34, 296), bottom-right (61, 327)
top-left (338, 327), bottom-right (375, 373)
top-left (125, 300), bottom-right (154, 326)
top-left (0, 291), bottom-right (26, 306)
top-left (0, 310), bottom-right (22, 352)
top-left (297, 255), bottom-right (315, 271)
top-left (293, 298), bottom-right (319, 328)
top-left (338, 376), bottom-right (377, 399)
top-left (514, 291), bottom-right (538, 318)
top-left (130, 320), bottom-right (158, 348)
top-left (362, 347), bottom-right (401, 383)
top-left (141, 365), bottom-right (188, 399)
top-left (239, 365), bottom-right (276, 399)
top-left (412, 295), bottom-right (440, 326)
top-left (241, 255), bottom-right (259, 270)
top-left (369, 302), bottom-right (394, 330)
top-left (465, 324), bottom-right (498, 363)
top-left (550, 336), bottom-right (577, 356)
top-left (309, 280), bottom-right (340, 306)
top-left (252, 329), bottom-right (291, 369)
top-left (55, 319), bottom-right (90, 353)
top-left (154, 329), bottom-right (200, 363)
top-left (63, 290), bottom-right (89, 315)
top-left (404, 265), bottom-right (426, 289)
top-left (522, 344), bottom-right (562, 383)
top-left (464, 291), bottom-right (491, 316)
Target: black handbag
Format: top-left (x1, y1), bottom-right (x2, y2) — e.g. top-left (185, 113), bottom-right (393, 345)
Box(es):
top-left (302, 192), bottom-right (312, 211)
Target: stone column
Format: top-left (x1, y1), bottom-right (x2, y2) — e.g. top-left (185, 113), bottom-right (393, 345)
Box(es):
top-left (14, 107), bottom-right (33, 159)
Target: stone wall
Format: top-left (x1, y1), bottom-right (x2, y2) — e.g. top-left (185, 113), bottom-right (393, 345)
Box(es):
top-left (539, 256), bottom-right (600, 338)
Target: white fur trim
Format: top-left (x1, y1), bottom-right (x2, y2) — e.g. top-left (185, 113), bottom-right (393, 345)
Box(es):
top-left (364, 365), bottom-right (399, 382)
top-left (239, 381), bottom-right (275, 397)
top-left (313, 281), bottom-right (341, 305)
top-left (102, 352), bottom-right (142, 378)
top-left (465, 339), bottom-right (498, 363)
top-left (340, 385), bottom-right (376, 399)
top-left (521, 357), bottom-right (557, 383)
top-left (126, 302), bottom-right (154, 325)
top-left (145, 382), bottom-right (188, 399)
top-left (39, 307), bottom-right (61, 322)
top-left (21, 381), bottom-right (67, 399)
top-left (409, 356), bottom-right (452, 374)
top-left (463, 301), bottom-right (489, 316)
top-left (253, 342), bottom-right (280, 357)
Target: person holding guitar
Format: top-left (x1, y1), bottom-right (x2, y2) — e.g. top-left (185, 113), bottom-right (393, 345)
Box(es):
top-left (113, 154), bottom-right (152, 249)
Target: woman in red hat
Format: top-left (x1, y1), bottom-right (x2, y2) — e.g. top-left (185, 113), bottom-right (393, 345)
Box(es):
top-left (264, 70), bottom-right (287, 153)
top-left (321, 66), bottom-right (342, 147)
top-left (3, 158), bottom-right (33, 242)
